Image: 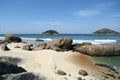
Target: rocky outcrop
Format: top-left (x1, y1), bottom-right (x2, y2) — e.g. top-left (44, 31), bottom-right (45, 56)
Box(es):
top-left (0, 61), bottom-right (26, 75)
top-left (0, 57), bottom-right (44, 80)
top-left (42, 30), bottom-right (59, 35)
top-left (74, 44), bottom-right (120, 56)
top-left (0, 72), bottom-right (41, 80)
top-left (93, 28), bottom-right (120, 35)
top-left (46, 37), bottom-right (73, 51)
top-left (1, 44), bottom-right (10, 51)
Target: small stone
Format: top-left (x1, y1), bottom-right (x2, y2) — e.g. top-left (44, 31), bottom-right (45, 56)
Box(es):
top-left (78, 70), bottom-right (88, 76)
top-left (56, 70), bottom-right (67, 75)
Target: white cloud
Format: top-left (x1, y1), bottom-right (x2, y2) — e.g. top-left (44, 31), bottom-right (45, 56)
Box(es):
top-left (73, 1), bottom-right (120, 17)
top-left (74, 9), bottom-right (101, 17)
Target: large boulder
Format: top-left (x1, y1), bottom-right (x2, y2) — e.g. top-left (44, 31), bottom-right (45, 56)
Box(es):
top-left (0, 72), bottom-right (43, 80)
top-left (74, 44), bottom-right (120, 56)
top-left (0, 61), bottom-right (26, 75)
top-left (4, 34), bottom-right (22, 43)
top-left (46, 37), bottom-right (73, 51)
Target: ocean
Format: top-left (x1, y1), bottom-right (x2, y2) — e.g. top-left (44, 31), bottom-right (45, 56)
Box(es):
top-left (0, 34), bottom-right (120, 69)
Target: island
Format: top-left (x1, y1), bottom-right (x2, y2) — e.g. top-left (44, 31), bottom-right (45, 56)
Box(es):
top-left (42, 30), bottom-right (59, 35)
top-left (93, 28), bottom-right (120, 35)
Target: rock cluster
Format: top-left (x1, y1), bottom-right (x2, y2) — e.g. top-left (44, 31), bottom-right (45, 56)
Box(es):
top-left (0, 57), bottom-right (43, 80)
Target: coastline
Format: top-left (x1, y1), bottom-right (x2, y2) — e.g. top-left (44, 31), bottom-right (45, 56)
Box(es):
top-left (0, 42), bottom-right (120, 80)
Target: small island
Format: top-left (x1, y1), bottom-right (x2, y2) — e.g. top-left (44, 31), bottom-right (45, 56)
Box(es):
top-left (42, 30), bottom-right (59, 35)
top-left (93, 28), bottom-right (120, 35)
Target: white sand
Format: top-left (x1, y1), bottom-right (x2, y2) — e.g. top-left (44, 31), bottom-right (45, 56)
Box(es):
top-left (0, 43), bottom-right (110, 80)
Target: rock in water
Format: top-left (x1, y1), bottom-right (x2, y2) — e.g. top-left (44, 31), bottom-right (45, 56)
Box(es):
top-left (46, 37), bottom-right (72, 51)
top-left (1, 44), bottom-right (10, 51)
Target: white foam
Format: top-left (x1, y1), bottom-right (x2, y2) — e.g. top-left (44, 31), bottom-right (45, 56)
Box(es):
top-left (73, 39), bottom-right (117, 44)
top-left (0, 37), bottom-right (4, 40)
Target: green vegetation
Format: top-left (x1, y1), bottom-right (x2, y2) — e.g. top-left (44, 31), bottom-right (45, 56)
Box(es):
top-left (93, 28), bottom-right (120, 35)
top-left (42, 30), bottom-right (59, 35)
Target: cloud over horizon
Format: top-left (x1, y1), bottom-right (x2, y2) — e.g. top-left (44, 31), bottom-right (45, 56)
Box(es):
top-left (73, 1), bottom-right (120, 17)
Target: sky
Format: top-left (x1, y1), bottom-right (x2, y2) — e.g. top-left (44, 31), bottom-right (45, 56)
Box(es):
top-left (0, 0), bottom-right (120, 34)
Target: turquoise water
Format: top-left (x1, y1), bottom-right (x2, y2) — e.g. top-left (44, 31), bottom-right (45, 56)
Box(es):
top-left (0, 34), bottom-right (120, 68)
top-left (92, 56), bottom-right (120, 69)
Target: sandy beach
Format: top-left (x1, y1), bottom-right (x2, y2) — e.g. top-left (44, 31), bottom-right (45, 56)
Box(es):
top-left (0, 42), bottom-right (118, 80)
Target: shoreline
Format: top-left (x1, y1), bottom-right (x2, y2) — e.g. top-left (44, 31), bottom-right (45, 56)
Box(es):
top-left (0, 42), bottom-right (120, 80)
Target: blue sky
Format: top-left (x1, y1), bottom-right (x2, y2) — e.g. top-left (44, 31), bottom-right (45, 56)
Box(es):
top-left (0, 0), bottom-right (120, 34)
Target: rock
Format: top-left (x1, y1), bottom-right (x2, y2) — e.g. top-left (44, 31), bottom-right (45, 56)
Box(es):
top-left (0, 72), bottom-right (44, 80)
top-left (77, 77), bottom-right (82, 80)
top-left (72, 42), bottom-right (92, 50)
top-left (15, 46), bottom-right (21, 48)
top-left (74, 44), bottom-right (120, 56)
top-left (93, 28), bottom-right (120, 35)
top-left (35, 38), bottom-right (44, 42)
top-left (95, 63), bottom-right (118, 74)
top-left (46, 37), bottom-right (72, 51)
top-left (0, 56), bottom-right (22, 65)
top-left (22, 44), bottom-right (32, 51)
top-left (78, 70), bottom-right (88, 76)
top-left (4, 34), bottom-right (22, 43)
top-left (56, 70), bottom-right (67, 75)
top-left (0, 61), bottom-right (26, 75)
top-left (1, 44), bottom-right (10, 51)
top-left (33, 43), bottom-right (47, 50)
top-left (42, 30), bottom-right (59, 35)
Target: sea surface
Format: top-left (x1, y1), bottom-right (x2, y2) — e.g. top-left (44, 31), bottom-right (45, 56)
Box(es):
top-left (0, 34), bottom-right (120, 69)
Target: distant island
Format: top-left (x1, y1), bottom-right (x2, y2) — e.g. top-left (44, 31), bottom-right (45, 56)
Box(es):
top-left (42, 30), bottom-right (59, 35)
top-left (93, 28), bottom-right (120, 35)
